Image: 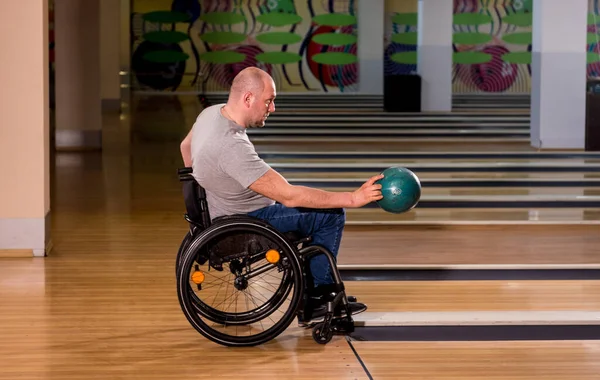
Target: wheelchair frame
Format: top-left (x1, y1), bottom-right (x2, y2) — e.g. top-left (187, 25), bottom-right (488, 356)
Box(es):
top-left (175, 167), bottom-right (356, 347)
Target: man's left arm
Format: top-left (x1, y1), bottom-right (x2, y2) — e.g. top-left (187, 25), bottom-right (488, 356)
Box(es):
top-left (180, 128), bottom-right (193, 167)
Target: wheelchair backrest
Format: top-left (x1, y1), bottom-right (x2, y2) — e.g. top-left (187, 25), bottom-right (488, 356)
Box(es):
top-left (178, 167), bottom-right (212, 230)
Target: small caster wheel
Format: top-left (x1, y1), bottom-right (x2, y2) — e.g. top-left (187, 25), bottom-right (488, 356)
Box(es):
top-left (312, 322), bottom-right (333, 344)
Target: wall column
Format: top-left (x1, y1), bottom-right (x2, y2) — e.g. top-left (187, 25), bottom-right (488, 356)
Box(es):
top-left (119, 0), bottom-right (131, 108)
top-left (54, 0), bottom-right (102, 150)
top-left (417, 0), bottom-right (453, 112)
top-left (100, 0), bottom-right (122, 112)
top-left (357, 0), bottom-right (385, 94)
top-left (530, 0), bottom-right (588, 149)
top-left (0, 0), bottom-right (51, 257)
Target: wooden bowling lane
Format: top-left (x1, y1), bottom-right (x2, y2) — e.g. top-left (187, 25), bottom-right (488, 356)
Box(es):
top-left (343, 207), bottom-right (600, 225)
top-left (269, 109), bottom-right (531, 115)
top-left (294, 187), bottom-right (600, 196)
top-left (349, 341), bottom-right (600, 380)
top-left (343, 280), bottom-right (600, 313)
top-left (253, 140), bottom-right (533, 152)
top-left (281, 171), bottom-right (600, 179)
top-left (250, 136), bottom-right (529, 144)
top-left (47, 150), bottom-right (600, 268)
top-left (262, 107), bottom-right (531, 114)
top-left (347, 279), bottom-right (600, 338)
top-left (263, 156), bottom-right (600, 164)
top-left (337, 225), bottom-right (600, 266)
top-left (265, 113), bottom-right (530, 122)
top-left (266, 161), bottom-right (600, 173)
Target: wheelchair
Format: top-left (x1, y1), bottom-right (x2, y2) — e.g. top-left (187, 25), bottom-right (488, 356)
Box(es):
top-left (175, 167), bottom-right (358, 347)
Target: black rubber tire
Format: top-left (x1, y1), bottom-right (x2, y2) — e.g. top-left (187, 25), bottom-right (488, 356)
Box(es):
top-left (312, 322), bottom-right (333, 344)
top-left (175, 231), bottom-right (192, 278)
top-left (177, 217), bottom-right (304, 347)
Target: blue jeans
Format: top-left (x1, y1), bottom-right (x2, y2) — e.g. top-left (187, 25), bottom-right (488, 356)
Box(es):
top-left (247, 204), bottom-right (346, 287)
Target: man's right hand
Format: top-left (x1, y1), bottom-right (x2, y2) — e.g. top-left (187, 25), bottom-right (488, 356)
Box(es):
top-left (351, 174), bottom-right (384, 207)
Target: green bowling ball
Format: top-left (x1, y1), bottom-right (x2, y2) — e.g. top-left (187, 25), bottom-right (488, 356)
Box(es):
top-left (375, 167), bottom-right (421, 213)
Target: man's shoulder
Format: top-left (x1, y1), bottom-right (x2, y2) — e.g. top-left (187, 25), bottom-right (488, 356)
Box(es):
top-left (196, 103), bottom-right (225, 119)
top-left (192, 103), bottom-right (228, 137)
top-left (206, 103), bottom-right (226, 111)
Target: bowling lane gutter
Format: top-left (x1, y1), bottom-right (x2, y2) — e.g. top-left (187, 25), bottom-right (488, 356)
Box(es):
top-left (247, 129), bottom-right (528, 136)
top-left (347, 324), bottom-right (600, 342)
top-left (286, 178), bottom-right (600, 188)
top-left (357, 197), bottom-right (600, 208)
top-left (265, 115), bottom-right (530, 120)
top-left (339, 267), bottom-right (600, 282)
top-left (258, 152), bottom-right (600, 159)
top-left (257, 123), bottom-right (528, 128)
top-left (247, 132), bottom-right (529, 139)
top-left (267, 162), bottom-right (600, 172)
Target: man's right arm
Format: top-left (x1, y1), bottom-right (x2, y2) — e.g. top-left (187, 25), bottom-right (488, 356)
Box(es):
top-left (249, 168), bottom-right (383, 209)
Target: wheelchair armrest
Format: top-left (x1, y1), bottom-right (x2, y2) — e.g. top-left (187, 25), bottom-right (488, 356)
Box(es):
top-left (178, 167), bottom-right (193, 175)
top-left (295, 236), bottom-right (313, 245)
top-left (178, 167), bottom-right (194, 182)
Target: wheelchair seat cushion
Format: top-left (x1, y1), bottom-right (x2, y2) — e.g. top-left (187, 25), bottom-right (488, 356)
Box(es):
top-left (283, 231), bottom-right (303, 243)
top-left (212, 215), bottom-right (305, 244)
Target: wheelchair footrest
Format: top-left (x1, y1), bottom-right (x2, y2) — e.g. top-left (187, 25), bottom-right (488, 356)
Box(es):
top-left (311, 316), bottom-right (355, 344)
top-left (330, 317), bottom-right (355, 334)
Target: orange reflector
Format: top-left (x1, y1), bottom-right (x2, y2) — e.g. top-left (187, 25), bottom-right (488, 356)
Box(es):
top-left (191, 271), bottom-right (205, 284)
top-left (266, 249), bottom-right (280, 264)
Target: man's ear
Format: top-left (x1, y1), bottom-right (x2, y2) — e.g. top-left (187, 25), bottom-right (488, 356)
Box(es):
top-left (243, 92), bottom-right (253, 108)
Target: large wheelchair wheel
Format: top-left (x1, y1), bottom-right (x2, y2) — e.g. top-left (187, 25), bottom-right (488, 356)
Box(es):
top-left (176, 217), bottom-right (305, 347)
top-left (175, 230), bottom-right (193, 278)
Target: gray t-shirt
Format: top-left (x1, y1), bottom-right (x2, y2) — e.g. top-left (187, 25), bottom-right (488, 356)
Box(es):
top-left (190, 103), bottom-right (275, 219)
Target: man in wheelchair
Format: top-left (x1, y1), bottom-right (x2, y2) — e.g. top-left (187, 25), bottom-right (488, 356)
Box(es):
top-left (179, 67), bottom-right (383, 328)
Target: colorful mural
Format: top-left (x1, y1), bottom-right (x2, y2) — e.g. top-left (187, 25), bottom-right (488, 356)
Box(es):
top-left (384, 0), bottom-right (533, 94)
top-left (454, 0), bottom-right (600, 93)
top-left (384, 0), bottom-right (532, 94)
top-left (130, 0), bottom-right (358, 93)
top-left (383, 0), bottom-right (418, 77)
top-left (452, 0), bottom-right (532, 94)
top-left (131, 0), bottom-right (600, 95)
top-left (588, 0), bottom-right (600, 77)
top-left (382, 0), bottom-right (600, 95)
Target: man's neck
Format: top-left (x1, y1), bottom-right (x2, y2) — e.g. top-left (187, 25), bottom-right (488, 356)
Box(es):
top-left (221, 104), bottom-right (246, 128)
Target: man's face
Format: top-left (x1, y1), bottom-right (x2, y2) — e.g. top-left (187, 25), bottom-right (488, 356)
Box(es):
top-left (247, 79), bottom-right (276, 128)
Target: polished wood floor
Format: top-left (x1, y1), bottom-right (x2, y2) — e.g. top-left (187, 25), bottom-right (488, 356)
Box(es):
top-left (351, 341), bottom-right (600, 379)
top-left (2, 217), bottom-right (599, 378)
top-left (2, 102), bottom-right (599, 378)
top-left (0, 255), bottom-right (366, 379)
top-left (2, 221), bottom-right (599, 378)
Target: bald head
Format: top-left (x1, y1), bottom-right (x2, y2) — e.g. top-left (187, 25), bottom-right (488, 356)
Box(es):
top-left (229, 67), bottom-right (270, 98)
top-left (224, 67), bottom-right (276, 128)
